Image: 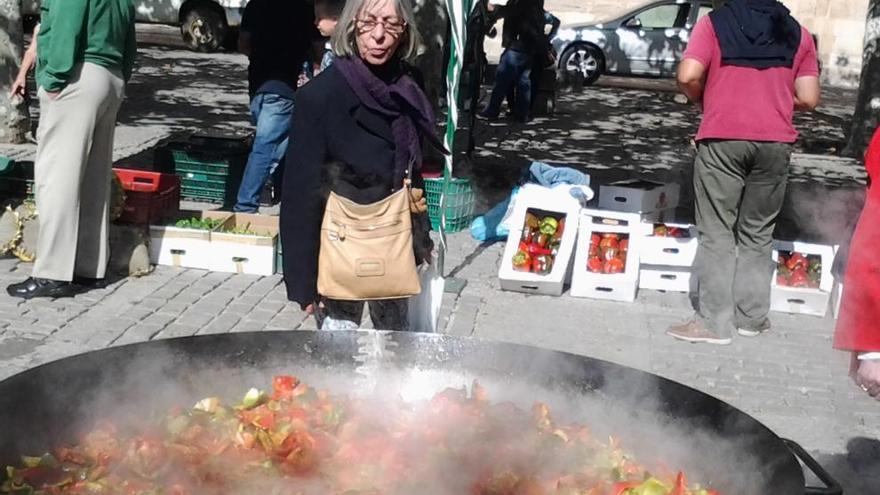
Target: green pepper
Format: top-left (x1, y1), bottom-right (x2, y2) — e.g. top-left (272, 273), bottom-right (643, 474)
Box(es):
top-left (532, 254), bottom-right (553, 275)
top-left (539, 217), bottom-right (559, 235)
top-left (512, 250), bottom-right (532, 272)
top-left (808, 260), bottom-right (821, 274)
top-left (239, 388), bottom-right (268, 410)
top-left (631, 478), bottom-right (670, 495)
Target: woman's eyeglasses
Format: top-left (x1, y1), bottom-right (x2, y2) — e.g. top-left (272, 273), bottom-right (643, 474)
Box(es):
top-left (356, 17), bottom-right (406, 35)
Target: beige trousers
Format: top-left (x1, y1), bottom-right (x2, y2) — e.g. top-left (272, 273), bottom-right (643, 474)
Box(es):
top-left (33, 63), bottom-right (125, 281)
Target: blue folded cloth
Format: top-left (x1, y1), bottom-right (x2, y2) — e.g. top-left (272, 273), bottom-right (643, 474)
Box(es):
top-left (527, 162), bottom-right (590, 188)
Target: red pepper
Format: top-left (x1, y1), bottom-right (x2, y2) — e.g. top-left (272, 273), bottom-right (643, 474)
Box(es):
top-left (519, 241), bottom-right (552, 256)
top-left (273, 375), bottom-right (299, 399)
top-left (670, 472), bottom-right (686, 495)
top-left (786, 253), bottom-right (808, 271)
top-left (610, 481), bottom-right (639, 495)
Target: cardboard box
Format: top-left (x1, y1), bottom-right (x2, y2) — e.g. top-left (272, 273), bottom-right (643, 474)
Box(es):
top-left (208, 212), bottom-right (279, 276)
top-left (149, 210), bottom-right (230, 270)
top-left (639, 265), bottom-right (693, 293)
top-left (598, 180), bottom-right (680, 214)
top-left (498, 196), bottom-right (579, 296)
top-left (640, 222), bottom-right (698, 267)
top-left (570, 213), bottom-right (641, 302)
top-left (770, 240), bottom-right (834, 317)
top-left (580, 208), bottom-right (653, 235)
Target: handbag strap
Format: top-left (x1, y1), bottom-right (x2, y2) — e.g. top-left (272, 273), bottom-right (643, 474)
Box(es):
top-left (405, 158), bottom-right (415, 190)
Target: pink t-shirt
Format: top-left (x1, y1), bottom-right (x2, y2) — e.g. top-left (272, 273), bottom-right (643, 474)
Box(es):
top-left (684, 16), bottom-right (819, 143)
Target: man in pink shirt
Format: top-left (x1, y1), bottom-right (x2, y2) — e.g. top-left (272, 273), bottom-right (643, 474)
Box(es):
top-left (666, 0), bottom-right (820, 345)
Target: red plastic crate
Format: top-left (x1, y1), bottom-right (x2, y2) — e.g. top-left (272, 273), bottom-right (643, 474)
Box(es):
top-left (114, 169), bottom-right (181, 225)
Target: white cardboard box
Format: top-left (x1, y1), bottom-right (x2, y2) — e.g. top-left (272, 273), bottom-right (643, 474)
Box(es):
top-left (498, 186), bottom-right (581, 296)
top-left (580, 208), bottom-right (653, 235)
top-left (640, 222), bottom-right (698, 267)
top-left (639, 265), bottom-right (693, 293)
top-left (598, 180), bottom-right (680, 214)
top-left (207, 212), bottom-right (279, 276)
top-left (570, 213), bottom-right (641, 302)
top-left (149, 210), bottom-right (230, 270)
top-left (770, 240), bottom-right (835, 317)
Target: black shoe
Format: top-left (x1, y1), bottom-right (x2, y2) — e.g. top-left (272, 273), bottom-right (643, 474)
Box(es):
top-left (73, 276), bottom-right (107, 288)
top-left (7, 277), bottom-right (78, 299)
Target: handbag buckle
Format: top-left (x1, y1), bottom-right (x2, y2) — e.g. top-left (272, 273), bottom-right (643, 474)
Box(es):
top-left (329, 222), bottom-right (347, 241)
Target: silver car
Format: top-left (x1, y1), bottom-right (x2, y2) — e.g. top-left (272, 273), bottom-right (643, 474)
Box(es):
top-left (551, 0), bottom-right (713, 85)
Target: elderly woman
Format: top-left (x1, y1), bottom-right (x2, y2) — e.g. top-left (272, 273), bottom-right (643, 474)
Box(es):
top-left (280, 0), bottom-right (443, 330)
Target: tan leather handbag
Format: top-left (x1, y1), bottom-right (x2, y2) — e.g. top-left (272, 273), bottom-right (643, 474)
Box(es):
top-left (317, 186), bottom-right (421, 300)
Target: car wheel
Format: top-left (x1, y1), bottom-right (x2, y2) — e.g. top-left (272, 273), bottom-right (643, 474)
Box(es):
top-left (560, 44), bottom-right (604, 88)
top-left (181, 5), bottom-right (227, 53)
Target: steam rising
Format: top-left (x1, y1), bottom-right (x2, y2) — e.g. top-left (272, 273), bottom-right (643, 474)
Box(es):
top-left (6, 335), bottom-right (784, 494)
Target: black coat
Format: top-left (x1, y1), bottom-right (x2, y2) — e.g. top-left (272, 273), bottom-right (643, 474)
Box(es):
top-left (280, 63), bottom-right (432, 307)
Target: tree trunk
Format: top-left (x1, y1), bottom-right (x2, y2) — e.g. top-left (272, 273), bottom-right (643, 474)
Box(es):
top-left (0, 0), bottom-right (28, 144)
top-left (845, 0), bottom-right (880, 158)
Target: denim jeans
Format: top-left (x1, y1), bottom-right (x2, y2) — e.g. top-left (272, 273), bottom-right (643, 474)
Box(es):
top-left (234, 92), bottom-right (294, 213)
top-left (484, 49), bottom-right (534, 120)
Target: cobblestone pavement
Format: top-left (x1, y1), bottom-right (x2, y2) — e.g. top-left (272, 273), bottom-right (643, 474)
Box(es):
top-left (0, 229), bottom-right (878, 492)
top-left (0, 30), bottom-right (877, 494)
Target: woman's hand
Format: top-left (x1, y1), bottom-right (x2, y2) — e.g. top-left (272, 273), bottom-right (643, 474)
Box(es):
top-left (853, 356), bottom-right (880, 400)
top-left (303, 300), bottom-right (325, 314)
top-left (409, 187), bottom-right (427, 214)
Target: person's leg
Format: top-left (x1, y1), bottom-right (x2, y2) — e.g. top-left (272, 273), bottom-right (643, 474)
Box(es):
top-left (668, 140), bottom-right (747, 343)
top-left (513, 52), bottom-right (534, 121)
top-left (734, 142), bottom-right (791, 335)
top-left (482, 50), bottom-right (518, 119)
top-left (694, 141), bottom-right (750, 335)
top-left (234, 93), bottom-right (294, 213)
top-left (368, 299), bottom-right (410, 331)
top-left (31, 66), bottom-right (102, 282)
top-left (75, 65), bottom-right (125, 280)
top-left (318, 299), bottom-right (365, 330)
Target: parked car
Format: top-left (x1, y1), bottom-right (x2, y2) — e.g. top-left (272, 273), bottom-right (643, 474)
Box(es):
top-left (551, 0), bottom-right (712, 86)
top-left (22, 0), bottom-right (246, 52)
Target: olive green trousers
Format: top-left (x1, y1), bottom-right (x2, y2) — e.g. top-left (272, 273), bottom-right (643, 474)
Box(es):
top-left (693, 140), bottom-right (793, 336)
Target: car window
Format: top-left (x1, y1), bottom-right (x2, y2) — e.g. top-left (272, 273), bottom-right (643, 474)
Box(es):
top-left (633, 3), bottom-right (692, 29)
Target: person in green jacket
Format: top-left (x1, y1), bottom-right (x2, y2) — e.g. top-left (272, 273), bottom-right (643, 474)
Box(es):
top-left (7, 0), bottom-right (137, 299)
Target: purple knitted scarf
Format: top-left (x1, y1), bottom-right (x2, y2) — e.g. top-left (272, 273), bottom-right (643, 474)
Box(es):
top-left (334, 56), bottom-right (447, 186)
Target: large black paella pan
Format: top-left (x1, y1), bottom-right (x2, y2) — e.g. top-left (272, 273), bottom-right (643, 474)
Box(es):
top-left (0, 331), bottom-right (841, 494)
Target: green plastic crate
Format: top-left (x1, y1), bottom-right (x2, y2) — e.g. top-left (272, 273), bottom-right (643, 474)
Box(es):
top-left (424, 177), bottom-right (475, 233)
top-left (165, 137), bottom-right (249, 207)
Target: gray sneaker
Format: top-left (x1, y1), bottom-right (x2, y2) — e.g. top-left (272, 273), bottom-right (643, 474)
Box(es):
top-left (737, 321), bottom-right (771, 337)
top-left (666, 320), bottom-right (732, 345)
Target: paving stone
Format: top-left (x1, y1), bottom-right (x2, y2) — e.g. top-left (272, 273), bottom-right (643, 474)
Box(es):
top-left (155, 301), bottom-right (191, 316)
top-left (114, 324), bottom-right (165, 345)
top-left (198, 317), bottom-right (240, 335)
top-left (175, 310), bottom-right (216, 328)
top-left (155, 323), bottom-right (201, 339)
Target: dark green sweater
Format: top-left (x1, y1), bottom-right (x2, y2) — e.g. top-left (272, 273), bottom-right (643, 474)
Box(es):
top-left (36, 0), bottom-right (136, 92)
